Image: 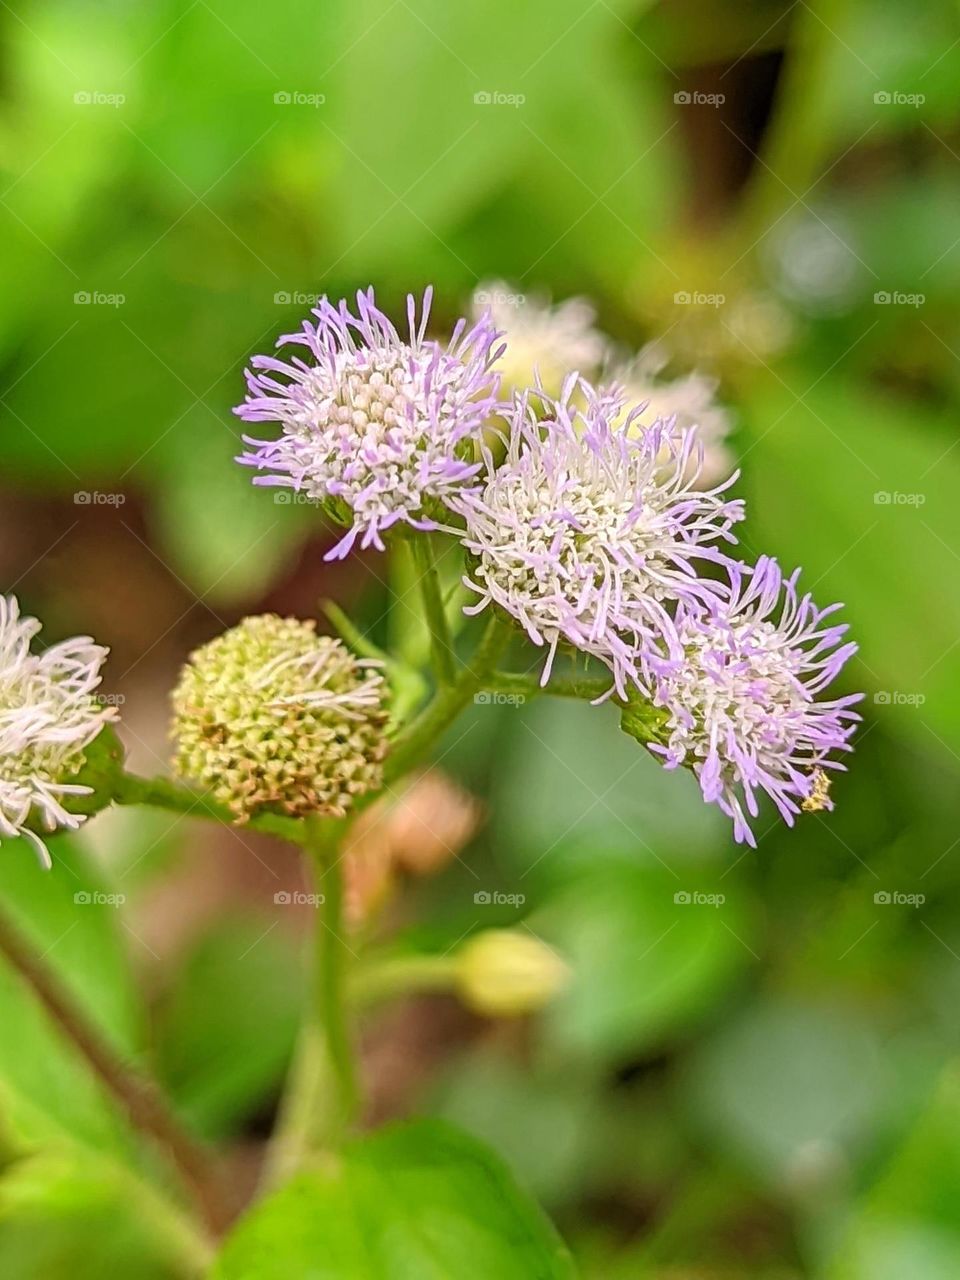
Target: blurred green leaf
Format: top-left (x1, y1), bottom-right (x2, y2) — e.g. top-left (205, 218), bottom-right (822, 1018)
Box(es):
top-left (740, 373), bottom-right (960, 757)
top-left (213, 1118), bottom-right (578, 1279)
top-left (683, 996), bottom-right (889, 1186)
top-left (827, 1065), bottom-right (960, 1280)
top-left (0, 1149), bottom-right (187, 1280)
top-left (150, 421), bottom-right (314, 605)
top-left (491, 698), bottom-right (725, 880)
top-left (155, 915), bottom-right (302, 1140)
top-left (0, 837), bottom-right (144, 1156)
top-left (538, 851), bottom-right (755, 1062)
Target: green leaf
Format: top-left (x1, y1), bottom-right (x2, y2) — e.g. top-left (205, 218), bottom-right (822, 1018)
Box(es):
top-left (827, 1065), bottom-right (960, 1279)
top-left (212, 1118), bottom-right (578, 1279)
top-left (738, 372), bottom-right (960, 758)
top-left (0, 1149), bottom-right (191, 1280)
top-left (150, 420), bottom-right (315, 606)
top-left (538, 853), bottom-right (755, 1062)
top-left (682, 996), bottom-right (889, 1184)
top-left (0, 837), bottom-right (144, 1156)
top-left (155, 915), bottom-right (302, 1139)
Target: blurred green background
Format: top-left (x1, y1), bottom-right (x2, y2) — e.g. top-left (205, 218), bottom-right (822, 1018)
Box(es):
top-left (2, 0), bottom-right (960, 1275)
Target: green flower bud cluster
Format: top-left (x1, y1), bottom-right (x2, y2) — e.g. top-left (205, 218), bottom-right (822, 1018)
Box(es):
top-left (172, 615), bottom-right (389, 822)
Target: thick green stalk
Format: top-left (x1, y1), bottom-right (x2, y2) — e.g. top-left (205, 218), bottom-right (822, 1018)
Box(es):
top-left (308, 817), bottom-right (359, 1139)
top-left (412, 537), bottom-right (457, 686)
top-left (113, 772), bottom-right (309, 845)
top-left (385, 613), bottom-right (511, 782)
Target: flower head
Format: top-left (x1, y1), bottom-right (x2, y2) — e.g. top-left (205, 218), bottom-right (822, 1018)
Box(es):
top-left (606, 342), bottom-right (734, 487)
top-left (648, 557), bottom-right (861, 845)
top-left (235, 287), bottom-right (502, 559)
top-left (452, 377), bottom-right (744, 694)
top-left (471, 281), bottom-right (605, 398)
top-left (172, 615), bottom-right (388, 821)
top-left (0, 596), bottom-right (115, 865)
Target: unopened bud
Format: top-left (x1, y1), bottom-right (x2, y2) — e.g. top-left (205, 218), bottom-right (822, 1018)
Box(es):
top-left (171, 615), bottom-right (388, 821)
top-left (454, 929), bottom-right (569, 1017)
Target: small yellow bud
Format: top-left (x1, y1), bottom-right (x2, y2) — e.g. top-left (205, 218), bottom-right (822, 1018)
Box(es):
top-left (454, 929), bottom-right (569, 1018)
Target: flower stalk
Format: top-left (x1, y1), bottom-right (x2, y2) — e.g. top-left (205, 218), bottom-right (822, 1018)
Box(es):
top-left (0, 899), bottom-right (229, 1239)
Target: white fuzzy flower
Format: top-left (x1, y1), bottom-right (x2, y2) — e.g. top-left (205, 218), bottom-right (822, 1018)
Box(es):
top-left (451, 377), bottom-right (744, 695)
top-left (608, 342), bottom-right (734, 486)
top-left (472, 281), bottom-right (606, 399)
top-left (0, 597), bottom-right (115, 865)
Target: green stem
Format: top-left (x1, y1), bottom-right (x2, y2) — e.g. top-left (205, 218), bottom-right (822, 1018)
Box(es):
top-left (412, 537), bottom-right (457, 686)
top-left (487, 670), bottom-right (615, 702)
top-left (0, 902), bottom-right (227, 1242)
top-left (309, 817), bottom-right (359, 1139)
top-left (385, 613), bottom-right (511, 783)
top-left (113, 772), bottom-right (309, 846)
top-left (350, 952), bottom-right (459, 1008)
top-left (262, 816), bottom-right (358, 1187)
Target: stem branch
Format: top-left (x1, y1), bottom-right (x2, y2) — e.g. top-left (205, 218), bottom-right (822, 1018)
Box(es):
top-left (0, 902), bottom-right (228, 1238)
top-left (412, 537), bottom-right (457, 686)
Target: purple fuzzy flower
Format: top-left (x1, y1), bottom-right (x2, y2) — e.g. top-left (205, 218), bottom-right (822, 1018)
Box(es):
top-left (235, 287), bottom-right (502, 559)
top-left (649, 556), bottom-right (862, 846)
top-left (451, 376), bottom-right (744, 695)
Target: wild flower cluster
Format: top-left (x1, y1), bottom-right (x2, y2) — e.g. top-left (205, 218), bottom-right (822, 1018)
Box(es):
top-left (236, 285), bottom-right (861, 845)
top-left (0, 281), bottom-right (860, 858)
